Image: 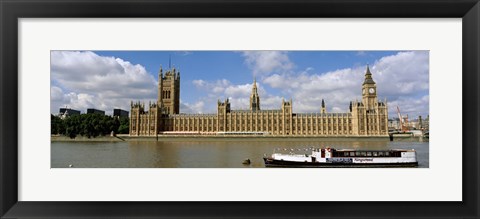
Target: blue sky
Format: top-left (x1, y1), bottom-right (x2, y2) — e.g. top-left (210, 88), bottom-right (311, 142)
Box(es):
top-left (50, 51), bottom-right (429, 118)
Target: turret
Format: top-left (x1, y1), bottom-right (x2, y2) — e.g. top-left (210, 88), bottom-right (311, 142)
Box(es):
top-left (217, 98), bottom-right (231, 114)
top-left (281, 98), bottom-right (292, 114)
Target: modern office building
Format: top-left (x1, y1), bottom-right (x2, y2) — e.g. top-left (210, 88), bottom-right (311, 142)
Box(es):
top-left (87, 108), bottom-right (105, 115)
top-left (113, 109), bottom-right (129, 118)
top-left (59, 108), bottom-right (81, 116)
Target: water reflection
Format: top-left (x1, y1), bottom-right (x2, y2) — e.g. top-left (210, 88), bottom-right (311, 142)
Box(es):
top-left (51, 140), bottom-right (429, 168)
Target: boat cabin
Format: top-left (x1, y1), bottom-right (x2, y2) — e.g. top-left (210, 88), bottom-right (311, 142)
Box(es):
top-left (313, 148), bottom-right (404, 158)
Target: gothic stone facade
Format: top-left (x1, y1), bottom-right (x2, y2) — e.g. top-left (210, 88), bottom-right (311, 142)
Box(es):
top-left (130, 66), bottom-right (388, 136)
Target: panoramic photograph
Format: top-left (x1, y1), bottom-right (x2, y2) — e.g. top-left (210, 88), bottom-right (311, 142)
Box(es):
top-left (50, 51), bottom-right (429, 168)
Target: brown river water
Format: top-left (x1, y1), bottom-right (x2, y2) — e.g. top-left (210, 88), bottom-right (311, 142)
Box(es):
top-left (51, 138), bottom-right (429, 168)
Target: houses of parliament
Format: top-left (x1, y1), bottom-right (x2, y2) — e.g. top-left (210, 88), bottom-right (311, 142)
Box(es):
top-left (130, 65), bottom-right (389, 136)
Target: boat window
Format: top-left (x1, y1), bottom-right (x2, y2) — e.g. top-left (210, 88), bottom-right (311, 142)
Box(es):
top-left (366, 152), bottom-right (372, 156)
top-left (385, 152), bottom-right (390, 156)
top-left (355, 152), bottom-right (361, 156)
top-left (373, 152), bottom-right (378, 157)
top-left (344, 152), bottom-right (349, 157)
top-left (361, 152), bottom-right (366, 157)
top-left (378, 152), bottom-right (384, 156)
top-left (350, 152), bottom-right (355, 157)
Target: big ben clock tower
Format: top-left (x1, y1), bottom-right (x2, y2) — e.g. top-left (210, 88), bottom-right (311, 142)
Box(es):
top-left (362, 65), bottom-right (378, 111)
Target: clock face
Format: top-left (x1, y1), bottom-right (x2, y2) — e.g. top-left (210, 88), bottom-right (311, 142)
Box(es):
top-left (369, 88), bottom-right (375, 94)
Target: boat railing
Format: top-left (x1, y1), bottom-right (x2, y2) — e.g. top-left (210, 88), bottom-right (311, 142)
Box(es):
top-left (273, 147), bottom-right (315, 154)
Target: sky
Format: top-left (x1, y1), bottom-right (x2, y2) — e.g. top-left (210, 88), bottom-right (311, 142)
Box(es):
top-left (50, 51), bottom-right (429, 119)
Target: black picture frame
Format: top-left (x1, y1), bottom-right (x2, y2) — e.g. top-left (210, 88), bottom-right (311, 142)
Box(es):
top-left (1, 0), bottom-right (479, 218)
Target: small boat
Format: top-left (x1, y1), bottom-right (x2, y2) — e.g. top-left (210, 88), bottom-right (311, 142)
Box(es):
top-left (263, 147), bottom-right (418, 168)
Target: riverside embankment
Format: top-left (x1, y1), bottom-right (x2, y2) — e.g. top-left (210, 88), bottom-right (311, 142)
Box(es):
top-left (51, 135), bottom-right (426, 142)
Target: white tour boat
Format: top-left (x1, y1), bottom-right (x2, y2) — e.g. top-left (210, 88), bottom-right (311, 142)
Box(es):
top-left (263, 147), bottom-right (418, 167)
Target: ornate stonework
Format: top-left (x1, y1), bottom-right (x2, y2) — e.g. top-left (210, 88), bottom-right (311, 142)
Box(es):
top-left (130, 66), bottom-right (388, 136)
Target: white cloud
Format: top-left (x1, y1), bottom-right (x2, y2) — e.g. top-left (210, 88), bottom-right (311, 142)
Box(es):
top-left (50, 51), bottom-right (157, 114)
top-left (224, 84), bottom-right (251, 98)
top-left (184, 51), bottom-right (429, 118)
top-left (261, 51), bottom-right (429, 117)
top-left (187, 79), bottom-right (286, 113)
top-left (52, 51), bottom-right (429, 119)
top-left (373, 51), bottom-right (429, 96)
top-left (388, 95), bottom-right (429, 119)
top-left (193, 79), bottom-right (231, 95)
top-left (242, 51), bottom-right (294, 76)
top-left (180, 100), bottom-right (205, 114)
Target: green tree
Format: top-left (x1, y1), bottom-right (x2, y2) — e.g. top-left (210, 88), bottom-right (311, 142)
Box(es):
top-left (54, 113), bottom-right (126, 138)
top-left (50, 114), bottom-right (65, 135)
top-left (117, 117), bottom-right (129, 134)
top-left (64, 114), bottom-right (81, 138)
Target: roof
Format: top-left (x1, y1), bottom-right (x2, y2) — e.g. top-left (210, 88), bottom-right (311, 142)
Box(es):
top-left (363, 65), bottom-right (376, 85)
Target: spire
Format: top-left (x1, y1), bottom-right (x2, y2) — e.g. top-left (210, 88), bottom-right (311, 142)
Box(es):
top-left (159, 65), bottom-right (163, 78)
top-left (363, 64), bottom-right (376, 85)
top-left (251, 77), bottom-right (258, 93)
top-left (250, 77), bottom-right (260, 111)
top-left (321, 99), bottom-right (326, 113)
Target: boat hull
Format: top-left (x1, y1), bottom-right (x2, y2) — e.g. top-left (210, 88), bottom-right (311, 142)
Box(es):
top-left (263, 157), bottom-right (418, 168)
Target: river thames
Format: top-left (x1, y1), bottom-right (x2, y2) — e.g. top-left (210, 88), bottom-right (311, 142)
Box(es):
top-left (51, 138), bottom-right (429, 168)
